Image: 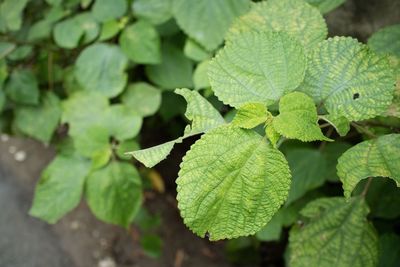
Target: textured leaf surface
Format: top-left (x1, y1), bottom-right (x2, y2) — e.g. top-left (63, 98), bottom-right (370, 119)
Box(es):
top-left (228, 0), bottom-right (327, 50)
top-left (319, 114), bottom-right (350, 136)
top-left (119, 21), bottom-right (161, 64)
top-left (232, 103), bottom-right (269, 129)
top-left (75, 43), bottom-right (128, 97)
top-left (14, 92), bottom-right (61, 143)
top-left (337, 134), bottom-right (400, 198)
top-left (177, 126), bottom-right (291, 240)
top-left (289, 197), bottom-right (378, 267)
top-left (30, 154), bottom-right (91, 223)
top-left (86, 161), bottom-right (142, 227)
top-left (208, 31), bottom-right (306, 108)
top-left (132, 0), bottom-right (172, 25)
top-left (305, 0), bottom-right (345, 13)
top-left (299, 37), bottom-right (395, 121)
top-left (273, 92), bottom-right (332, 142)
top-left (5, 69), bottom-right (39, 105)
top-left (173, 0), bottom-right (250, 51)
top-left (121, 82), bottom-right (161, 117)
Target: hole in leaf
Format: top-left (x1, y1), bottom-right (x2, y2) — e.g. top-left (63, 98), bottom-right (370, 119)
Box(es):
top-left (353, 93), bottom-right (360, 100)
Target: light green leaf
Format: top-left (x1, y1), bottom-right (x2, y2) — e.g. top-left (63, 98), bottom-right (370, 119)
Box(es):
top-left (14, 92), bottom-right (62, 143)
top-left (145, 43), bottom-right (193, 90)
top-left (7, 45), bottom-right (32, 61)
top-left (177, 125), bottom-right (291, 240)
top-left (121, 82), bottom-right (161, 117)
top-left (337, 134), bottom-right (400, 198)
top-left (368, 24), bottom-right (400, 58)
top-left (305, 0), bottom-right (346, 14)
top-left (209, 31), bottom-right (306, 108)
top-left (104, 104), bottom-right (142, 141)
top-left (5, 69), bottom-right (40, 105)
top-left (232, 103), bottom-right (269, 129)
top-left (184, 39), bottom-right (210, 62)
top-left (193, 60), bottom-right (210, 90)
top-left (116, 139), bottom-right (140, 160)
top-left (132, 0), bottom-right (172, 25)
top-left (273, 92), bottom-right (332, 142)
top-left (265, 125), bottom-right (280, 147)
top-left (289, 197), bottom-right (378, 267)
top-left (73, 125), bottom-right (110, 160)
top-left (319, 114), bottom-right (350, 136)
top-left (119, 20), bottom-right (161, 64)
top-left (91, 0), bottom-right (127, 22)
top-left (98, 19), bottom-right (121, 41)
top-left (131, 140), bottom-right (177, 168)
top-left (86, 161), bottom-right (142, 227)
top-left (173, 0), bottom-right (250, 51)
top-left (227, 0), bottom-right (327, 50)
top-left (299, 37), bottom-right (395, 121)
top-left (75, 43), bottom-right (128, 97)
top-left (285, 148), bottom-right (327, 205)
top-left (0, 0), bottom-right (29, 33)
top-left (30, 154), bottom-right (91, 223)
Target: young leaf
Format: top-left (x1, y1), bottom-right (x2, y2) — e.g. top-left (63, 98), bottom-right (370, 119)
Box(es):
top-left (319, 114), bottom-right (350, 136)
top-left (30, 154), bottom-right (91, 223)
top-left (5, 69), bottom-right (39, 105)
top-left (305, 0), bottom-right (346, 14)
top-left (232, 103), bottom-right (269, 129)
top-left (119, 21), bottom-right (161, 64)
top-left (173, 0), bottom-right (251, 51)
top-left (273, 92), bottom-right (332, 142)
top-left (85, 161), bottom-right (142, 228)
top-left (75, 43), bottom-right (128, 97)
top-left (14, 92), bottom-right (62, 143)
top-left (299, 37), bottom-right (395, 121)
top-left (177, 125), bottom-right (291, 240)
top-left (91, 0), bottom-right (127, 22)
top-left (289, 197), bottom-right (378, 267)
top-left (132, 0), bottom-right (172, 25)
top-left (227, 0), bottom-right (327, 50)
top-left (337, 134), bottom-right (400, 198)
top-left (121, 82), bottom-right (162, 117)
top-left (208, 31), bottom-right (306, 108)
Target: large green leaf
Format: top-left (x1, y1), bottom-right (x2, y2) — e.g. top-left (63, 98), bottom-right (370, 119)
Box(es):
top-left (85, 161), bottom-right (142, 227)
top-left (368, 24), bottom-right (400, 58)
top-left (121, 82), bottom-right (161, 117)
top-left (305, 0), bottom-right (346, 14)
top-left (0, 0), bottom-right (28, 33)
top-left (145, 43), bottom-right (193, 90)
top-left (299, 37), bottom-right (395, 121)
top-left (337, 134), bottom-right (400, 198)
top-left (289, 197), bottom-right (378, 267)
top-left (91, 0), bottom-right (127, 22)
top-left (75, 43), bottom-right (128, 97)
top-left (119, 20), bottom-right (161, 64)
top-left (28, 6), bottom-right (69, 41)
top-left (14, 92), bottom-right (62, 143)
top-left (177, 125), bottom-right (291, 240)
top-left (227, 0), bottom-right (327, 50)
top-left (208, 31), bottom-right (306, 108)
top-left (273, 92), bottom-right (332, 142)
top-left (132, 0), bottom-right (172, 25)
top-left (5, 69), bottom-right (40, 105)
top-left (29, 154), bottom-right (91, 223)
top-left (173, 0), bottom-right (250, 51)
top-left (104, 104), bottom-right (142, 141)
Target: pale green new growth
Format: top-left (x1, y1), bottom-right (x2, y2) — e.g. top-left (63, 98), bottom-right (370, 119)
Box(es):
top-left (337, 134), bottom-right (400, 198)
top-left (273, 92), bottom-right (332, 142)
top-left (299, 37), bottom-right (395, 121)
top-left (232, 103), bottom-right (269, 129)
top-left (177, 125), bottom-right (291, 240)
top-left (227, 0), bottom-right (327, 50)
top-left (130, 89), bottom-right (225, 167)
top-left (208, 31), bottom-right (306, 108)
top-left (289, 197), bottom-right (378, 267)
top-left (319, 114), bottom-right (350, 136)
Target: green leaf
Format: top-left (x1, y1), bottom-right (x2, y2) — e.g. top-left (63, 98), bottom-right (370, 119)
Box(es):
top-left (119, 20), bottom-right (161, 64)
top-left (322, 141), bottom-right (352, 182)
top-left (273, 92), bottom-right (332, 142)
top-left (193, 60), bottom-right (210, 90)
top-left (85, 161), bottom-right (142, 227)
top-left (116, 139), bottom-right (140, 160)
top-left (145, 43), bottom-right (193, 90)
top-left (132, 0), bottom-right (172, 25)
top-left (337, 134), bottom-right (400, 198)
top-left (7, 45), bottom-right (32, 61)
top-left (209, 31), bottom-right (306, 108)
top-left (91, 0), bottom-right (127, 22)
top-left (368, 24), bottom-right (400, 58)
top-left (378, 233), bottom-right (400, 267)
top-left (319, 114), bottom-right (350, 136)
top-left (104, 104), bottom-right (142, 141)
top-left (14, 92), bottom-right (62, 143)
top-left (73, 125), bottom-right (110, 162)
top-left (289, 197), bottom-right (378, 267)
top-left (121, 82), bottom-right (161, 117)
top-left (0, 42), bottom-right (16, 59)
top-left (305, 0), bottom-right (346, 14)
top-left (177, 125), bottom-right (291, 240)
top-left (30, 154), bottom-right (91, 223)
top-left (256, 211), bottom-right (283, 241)
top-left (131, 140), bottom-right (177, 168)
top-left (140, 234), bottom-right (163, 258)
top-left (227, 0), bottom-right (327, 50)
top-left (75, 43), bottom-right (128, 97)
top-left (98, 19), bottom-right (121, 41)
top-left (285, 148), bottom-right (327, 205)
top-left (5, 69), bottom-right (40, 105)
top-left (299, 37), bottom-right (395, 121)
top-left (0, 0), bottom-right (28, 33)
top-left (232, 103), bottom-right (269, 129)
top-left (46, 0), bottom-right (62, 5)
top-left (184, 39), bottom-right (210, 62)
top-left (173, 0), bottom-right (250, 51)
